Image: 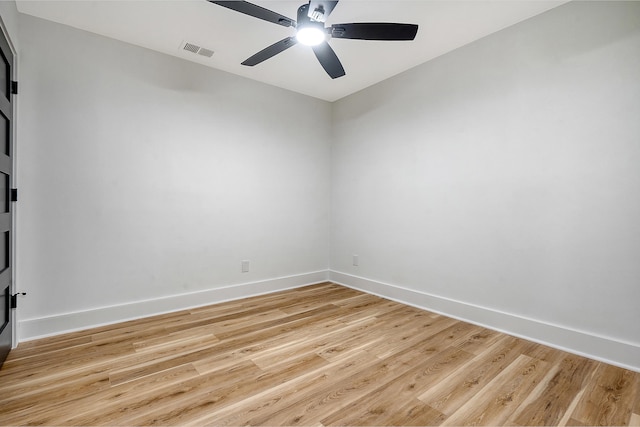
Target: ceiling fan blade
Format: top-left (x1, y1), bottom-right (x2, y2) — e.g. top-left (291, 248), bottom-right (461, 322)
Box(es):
top-left (307, 1), bottom-right (339, 23)
top-left (330, 23), bottom-right (418, 40)
top-left (241, 37), bottom-right (298, 66)
top-left (208, 1), bottom-right (295, 27)
top-left (312, 41), bottom-right (345, 79)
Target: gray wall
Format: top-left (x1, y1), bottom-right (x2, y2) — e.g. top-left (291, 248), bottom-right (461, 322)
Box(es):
top-left (17, 14), bottom-right (331, 336)
top-left (331, 1), bottom-right (640, 369)
top-left (0, 0), bottom-right (19, 51)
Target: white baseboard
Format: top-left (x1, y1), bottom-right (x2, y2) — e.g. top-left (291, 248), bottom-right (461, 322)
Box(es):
top-left (330, 270), bottom-right (640, 373)
top-left (18, 270), bottom-right (329, 341)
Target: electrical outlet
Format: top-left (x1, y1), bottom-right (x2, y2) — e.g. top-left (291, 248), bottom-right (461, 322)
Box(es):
top-left (353, 254), bottom-right (359, 267)
top-left (241, 260), bottom-right (250, 273)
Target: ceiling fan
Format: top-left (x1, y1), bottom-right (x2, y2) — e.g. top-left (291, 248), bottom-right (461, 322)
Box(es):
top-left (208, 0), bottom-right (419, 79)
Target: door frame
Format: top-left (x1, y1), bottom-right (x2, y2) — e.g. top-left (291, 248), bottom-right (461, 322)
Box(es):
top-left (0, 11), bottom-right (18, 352)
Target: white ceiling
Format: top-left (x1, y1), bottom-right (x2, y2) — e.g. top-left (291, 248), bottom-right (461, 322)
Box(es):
top-left (16, 0), bottom-right (568, 102)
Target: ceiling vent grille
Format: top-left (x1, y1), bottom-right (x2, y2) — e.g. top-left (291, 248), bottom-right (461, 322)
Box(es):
top-left (183, 42), bottom-right (200, 53)
top-left (182, 42), bottom-right (214, 58)
top-left (197, 48), bottom-right (214, 58)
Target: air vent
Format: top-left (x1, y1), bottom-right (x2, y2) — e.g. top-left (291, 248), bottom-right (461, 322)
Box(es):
top-left (182, 42), bottom-right (214, 58)
top-left (183, 42), bottom-right (200, 54)
top-left (197, 48), bottom-right (214, 58)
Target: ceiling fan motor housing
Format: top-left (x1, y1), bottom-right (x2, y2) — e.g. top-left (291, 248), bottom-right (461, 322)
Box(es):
top-left (297, 3), bottom-right (324, 30)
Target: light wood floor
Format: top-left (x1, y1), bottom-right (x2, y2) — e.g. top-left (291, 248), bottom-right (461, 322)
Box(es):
top-left (1, 283), bottom-right (638, 426)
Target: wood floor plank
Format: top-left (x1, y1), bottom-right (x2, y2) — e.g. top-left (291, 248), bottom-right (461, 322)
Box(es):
top-left (418, 335), bottom-right (534, 415)
top-left (1, 335), bottom-right (94, 362)
top-left (3, 363), bottom-right (201, 426)
top-left (0, 343), bottom-right (136, 390)
top-left (364, 315), bottom-right (466, 359)
top-left (230, 347), bottom-right (435, 426)
top-left (320, 346), bottom-right (474, 426)
top-left (207, 308), bottom-right (289, 335)
top-left (84, 363), bottom-right (200, 423)
top-left (1, 283), bottom-right (637, 426)
top-left (132, 326), bottom-right (217, 351)
top-left (0, 372), bottom-right (111, 416)
top-left (558, 384), bottom-right (591, 427)
top-left (108, 334), bottom-right (221, 386)
top-left (250, 316), bottom-right (382, 367)
top-left (277, 288), bottom-right (362, 314)
top-left (331, 398), bottom-right (447, 426)
top-left (570, 362), bottom-right (638, 426)
top-left (505, 354), bottom-right (598, 425)
top-left (192, 311), bottom-right (368, 374)
top-left (311, 305), bottom-right (457, 363)
top-left (212, 303), bottom-right (344, 341)
top-left (103, 360), bottom-right (263, 426)
top-left (127, 353), bottom-right (331, 426)
top-left (107, 304), bottom-right (343, 386)
top-left (440, 354), bottom-right (551, 426)
top-left (455, 327), bottom-right (503, 355)
top-left (187, 349), bottom-right (384, 426)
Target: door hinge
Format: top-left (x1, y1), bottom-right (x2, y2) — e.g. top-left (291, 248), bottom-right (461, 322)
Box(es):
top-left (10, 293), bottom-right (26, 309)
top-left (11, 81), bottom-right (18, 95)
top-left (10, 188), bottom-right (17, 202)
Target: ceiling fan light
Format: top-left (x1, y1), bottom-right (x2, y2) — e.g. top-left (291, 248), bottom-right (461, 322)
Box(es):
top-left (296, 26), bottom-right (325, 46)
